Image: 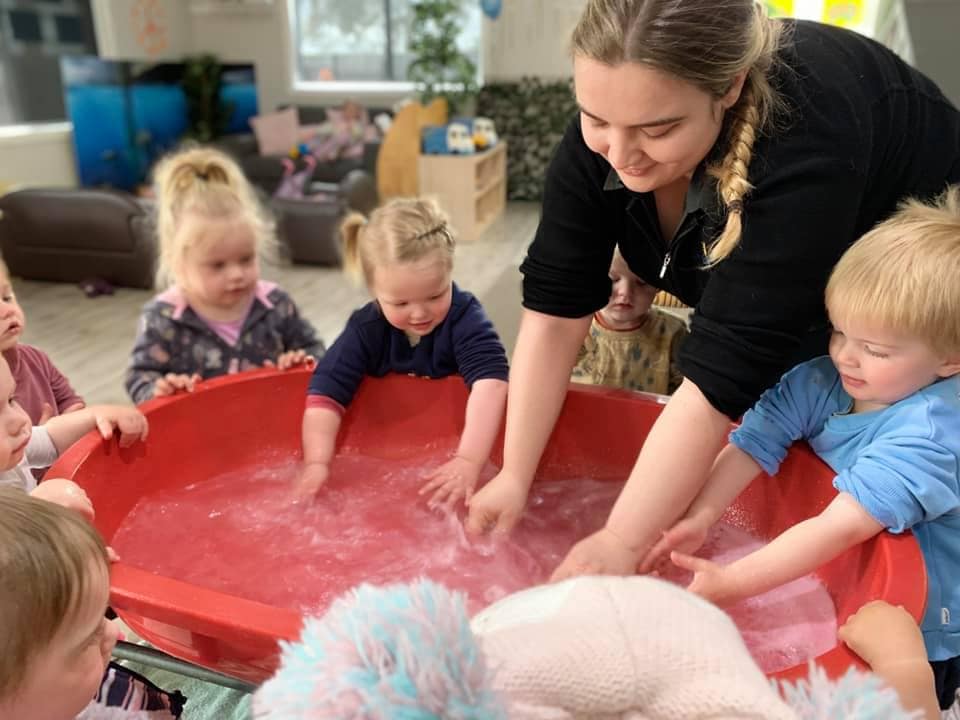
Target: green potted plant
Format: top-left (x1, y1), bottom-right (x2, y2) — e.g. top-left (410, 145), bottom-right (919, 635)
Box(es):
top-left (407, 0), bottom-right (478, 115)
top-left (182, 54), bottom-right (233, 142)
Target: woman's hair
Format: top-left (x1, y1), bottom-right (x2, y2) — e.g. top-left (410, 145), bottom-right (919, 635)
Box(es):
top-left (0, 487), bottom-right (109, 699)
top-left (152, 145), bottom-right (276, 288)
top-left (571, 0), bottom-right (786, 265)
top-left (340, 197), bottom-right (456, 287)
top-left (826, 185), bottom-right (960, 357)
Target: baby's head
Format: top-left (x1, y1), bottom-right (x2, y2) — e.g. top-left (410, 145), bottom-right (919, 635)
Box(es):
top-left (0, 258), bottom-right (26, 353)
top-left (153, 146), bottom-right (276, 317)
top-left (599, 248), bottom-right (657, 330)
top-left (826, 185), bottom-right (960, 410)
top-left (0, 487), bottom-right (118, 720)
top-left (0, 354), bottom-right (32, 471)
top-left (341, 197), bottom-right (456, 338)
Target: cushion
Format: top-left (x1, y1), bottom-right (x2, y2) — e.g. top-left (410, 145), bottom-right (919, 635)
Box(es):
top-left (250, 107), bottom-right (299, 156)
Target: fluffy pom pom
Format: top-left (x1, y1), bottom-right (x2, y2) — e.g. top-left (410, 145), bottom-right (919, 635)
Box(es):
top-left (781, 663), bottom-right (921, 720)
top-left (253, 579), bottom-right (506, 719)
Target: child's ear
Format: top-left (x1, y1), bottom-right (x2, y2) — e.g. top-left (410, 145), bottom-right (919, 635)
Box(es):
top-left (936, 355), bottom-right (960, 378)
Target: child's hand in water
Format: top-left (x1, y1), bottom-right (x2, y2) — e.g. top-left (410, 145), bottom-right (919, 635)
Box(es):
top-left (94, 406), bottom-right (149, 447)
top-left (293, 462), bottom-right (330, 499)
top-left (30, 478), bottom-right (95, 522)
top-left (839, 600), bottom-right (927, 668)
top-left (669, 551), bottom-right (741, 606)
top-left (154, 373), bottom-right (201, 397)
top-left (265, 350), bottom-right (313, 371)
top-left (419, 455), bottom-right (482, 510)
top-left (639, 511), bottom-right (712, 574)
top-left (550, 526), bottom-right (639, 581)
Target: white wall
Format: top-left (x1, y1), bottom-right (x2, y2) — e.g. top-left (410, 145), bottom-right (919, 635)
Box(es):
top-left (483, 0), bottom-right (585, 81)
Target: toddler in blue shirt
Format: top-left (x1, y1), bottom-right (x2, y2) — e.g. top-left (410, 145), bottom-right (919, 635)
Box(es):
top-left (654, 186), bottom-right (960, 711)
top-left (298, 197), bottom-right (509, 508)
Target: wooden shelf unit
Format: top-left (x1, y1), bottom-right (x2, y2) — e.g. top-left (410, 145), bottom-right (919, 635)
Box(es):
top-left (417, 142), bottom-right (507, 242)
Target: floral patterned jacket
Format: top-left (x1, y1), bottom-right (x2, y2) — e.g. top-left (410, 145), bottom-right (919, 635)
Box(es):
top-left (125, 281), bottom-right (324, 403)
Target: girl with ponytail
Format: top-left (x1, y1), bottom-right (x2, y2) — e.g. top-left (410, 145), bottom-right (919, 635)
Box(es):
top-left (126, 146), bottom-right (323, 403)
top-left (298, 197), bottom-right (508, 508)
top-left (466, 0), bottom-right (960, 590)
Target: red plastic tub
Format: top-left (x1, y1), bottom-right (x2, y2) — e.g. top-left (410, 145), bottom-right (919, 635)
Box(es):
top-left (49, 368), bottom-right (926, 685)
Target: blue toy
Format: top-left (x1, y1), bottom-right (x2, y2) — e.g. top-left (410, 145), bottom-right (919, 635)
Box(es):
top-left (421, 122), bottom-right (476, 155)
top-left (480, 0), bottom-right (502, 20)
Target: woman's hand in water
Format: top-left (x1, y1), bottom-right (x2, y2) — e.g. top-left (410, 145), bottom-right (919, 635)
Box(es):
top-left (464, 469), bottom-right (529, 534)
top-left (638, 511), bottom-right (712, 574)
top-left (293, 461), bottom-right (330, 500)
top-left (550, 526), bottom-right (639, 582)
top-left (154, 373), bottom-right (201, 397)
top-left (419, 455), bottom-right (482, 510)
top-left (266, 350), bottom-right (313, 371)
top-left (669, 551), bottom-right (741, 606)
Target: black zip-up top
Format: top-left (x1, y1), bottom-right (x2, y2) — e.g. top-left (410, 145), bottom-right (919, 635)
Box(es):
top-left (521, 20), bottom-right (960, 418)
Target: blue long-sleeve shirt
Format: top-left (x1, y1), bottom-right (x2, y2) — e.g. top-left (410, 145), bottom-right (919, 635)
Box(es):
top-left (731, 355), bottom-right (960, 661)
top-left (308, 284), bottom-right (509, 407)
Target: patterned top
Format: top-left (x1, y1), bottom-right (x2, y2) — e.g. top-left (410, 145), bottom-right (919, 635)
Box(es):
top-left (125, 280), bottom-right (323, 403)
top-left (571, 309), bottom-right (687, 395)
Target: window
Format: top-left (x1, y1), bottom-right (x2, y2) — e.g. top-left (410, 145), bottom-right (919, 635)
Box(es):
top-left (290, 0), bottom-right (481, 90)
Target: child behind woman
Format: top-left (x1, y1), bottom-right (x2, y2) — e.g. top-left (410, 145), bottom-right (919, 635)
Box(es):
top-left (0, 258), bottom-right (84, 424)
top-left (298, 198), bottom-right (508, 508)
top-left (572, 247), bottom-right (687, 394)
top-left (125, 146), bottom-right (323, 404)
top-left (656, 186), bottom-right (960, 711)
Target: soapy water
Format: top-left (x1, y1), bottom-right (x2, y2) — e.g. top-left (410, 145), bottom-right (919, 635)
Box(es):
top-left (111, 449), bottom-right (837, 673)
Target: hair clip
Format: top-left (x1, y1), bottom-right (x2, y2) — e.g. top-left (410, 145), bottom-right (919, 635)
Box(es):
top-left (414, 222), bottom-right (448, 241)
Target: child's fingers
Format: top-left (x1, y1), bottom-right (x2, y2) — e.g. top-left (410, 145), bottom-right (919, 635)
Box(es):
top-left (670, 550), bottom-right (710, 573)
top-left (418, 474), bottom-right (446, 496)
top-left (95, 416), bottom-right (115, 440)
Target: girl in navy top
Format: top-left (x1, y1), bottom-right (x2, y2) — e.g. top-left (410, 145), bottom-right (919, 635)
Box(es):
top-left (298, 198), bottom-right (509, 508)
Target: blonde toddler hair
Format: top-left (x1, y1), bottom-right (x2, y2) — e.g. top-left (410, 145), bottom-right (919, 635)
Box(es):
top-left (571, 0), bottom-right (785, 266)
top-left (340, 197), bottom-right (456, 288)
top-left (152, 145), bottom-right (276, 288)
top-left (0, 487), bottom-right (109, 699)
top-left (826, 185), bottom-right (960, 356)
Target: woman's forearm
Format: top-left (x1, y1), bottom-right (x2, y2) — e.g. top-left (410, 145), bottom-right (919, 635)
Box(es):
top-left (500, 309), bottom-right (592, 488)
top-left (606, 378), bottom-right (730, 552)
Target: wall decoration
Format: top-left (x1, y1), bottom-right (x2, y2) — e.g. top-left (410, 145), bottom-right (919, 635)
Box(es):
top-left (130, 0), bottom-right (168, 56)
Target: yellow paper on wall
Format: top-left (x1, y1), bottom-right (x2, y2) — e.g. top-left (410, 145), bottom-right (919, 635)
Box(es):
top-left (765, 0), bottom-right (794, 16)
top-left (822, 0), bottom-right (866, 27)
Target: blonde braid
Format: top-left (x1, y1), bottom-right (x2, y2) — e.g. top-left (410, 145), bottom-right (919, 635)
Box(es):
top-left (706, 80), bottom-right (761, 266)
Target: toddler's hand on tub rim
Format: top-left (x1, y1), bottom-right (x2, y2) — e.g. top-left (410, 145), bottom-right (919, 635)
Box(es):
top-left (271, 350), bottom-right (312, 371)
top-left (464, 469), bottom-right (530, 535)
top-left (154, 373), bottom-right (201, 397)
top-left (550, 526), bottom-right (640, 582)
top-left (94, 406), bottom-right (149, 447)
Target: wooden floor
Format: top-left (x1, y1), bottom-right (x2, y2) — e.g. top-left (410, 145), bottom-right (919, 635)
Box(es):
top-left (16, 202), bottom-right (541, 406)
